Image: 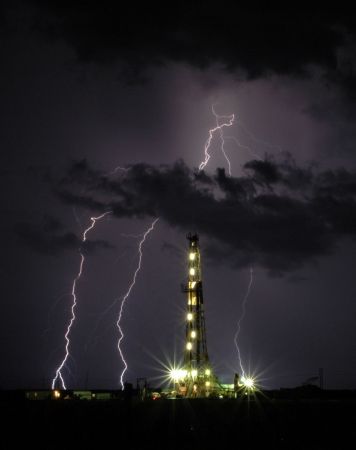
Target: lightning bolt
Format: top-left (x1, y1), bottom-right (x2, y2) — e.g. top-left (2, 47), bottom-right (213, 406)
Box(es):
top-left (212, 105), bottom-right (234, 176)
top-left (201, 104), bottom-right (285, 174)
top-left (116, 218), bottom-right (159, 389)
top-left (234, 267), bottom-right (254, 377)
top-left (199, 105), bottom-right (234, 173)
top-left (51, 211), bottom-right (111, 389)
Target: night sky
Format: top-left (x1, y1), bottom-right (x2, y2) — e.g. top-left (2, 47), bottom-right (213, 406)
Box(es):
top-left (2, 2), bottom-right (356, 390)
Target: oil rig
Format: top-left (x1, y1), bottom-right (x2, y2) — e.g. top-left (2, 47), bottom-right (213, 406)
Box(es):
top-left (171, 233), bottom-right (221, 397)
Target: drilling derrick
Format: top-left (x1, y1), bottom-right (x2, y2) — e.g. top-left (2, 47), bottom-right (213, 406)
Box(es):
top-left (177, 233), bottom-right (218, 397)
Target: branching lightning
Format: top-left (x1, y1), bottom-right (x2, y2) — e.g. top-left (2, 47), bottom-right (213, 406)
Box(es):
top-left (51, 211), bottom-right (111, 389)
top-left (199, 105), bottom-right (234, 173)
top-left (116, 218), bottom-right (159, 389)
top-left (234, 267), bottom-right (254, 377)
top-left (200, 104), bottom-right (284, 174)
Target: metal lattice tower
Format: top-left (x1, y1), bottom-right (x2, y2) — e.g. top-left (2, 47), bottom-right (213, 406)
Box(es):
top-left (177, 233), bottom-right (218, 397)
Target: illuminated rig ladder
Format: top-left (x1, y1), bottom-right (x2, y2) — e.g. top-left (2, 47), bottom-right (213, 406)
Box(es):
top-left (180, 233), bottom-right (217, 397)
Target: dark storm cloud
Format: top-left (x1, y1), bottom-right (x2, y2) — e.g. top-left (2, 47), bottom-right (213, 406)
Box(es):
top-left (64, 159), bottom-right (103, 185)
top-left (244, 159), bottom-right (280, 185)
top-left (244, 157), bottom-right (314, 191)
top-left (56, 190), bottom-right (107, 212)
top-left (15, 214), bottom-right (114, 255)
top-left (23, 2), bottom-right (354, 81)
top-left (54, 157), bottom-right (356, 273)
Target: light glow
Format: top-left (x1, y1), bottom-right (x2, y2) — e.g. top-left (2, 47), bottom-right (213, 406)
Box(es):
top-left (189, 268), bottom-right (195, 276)
top-left (187, 313), bottom-right (193, 321)
top-left (191, 330), bottom-right (196, 338)
top-left (169, 368), bottom-right (187, 381)
top-left (189, 252), bottom-right (196, 261)
top-left (240, 376), bottom-right (255, 389)
top-left (53, 390), bottom-right (61, 399)
top-left (186, 342), bottom-right (193, 350)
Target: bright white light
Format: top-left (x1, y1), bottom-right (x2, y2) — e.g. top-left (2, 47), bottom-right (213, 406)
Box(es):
top-left (187, 313), bottom-right (193, 321)
top-left (170, 368), bottom-right (187, 381)
top-left (191, 330), bottom-right (196, 338)
top-left (241, 376), bottom-right (255, 389)
top-left (189, 253), bottom-right (196, 261)
top-left (205, 381), bottom-right (211, 387)
top-left (189, 268), bottom-right (195, 276)
top-left (205, 369), bottom-right (211, 376)
top-left (186, 342), bottom-right (193, 350)
top-left (191, 369), bottom-right (198, 378)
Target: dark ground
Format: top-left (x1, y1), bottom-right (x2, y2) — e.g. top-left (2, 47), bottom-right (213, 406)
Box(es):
top-left (2, 392), bottom-right (356, 449)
